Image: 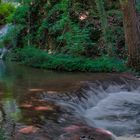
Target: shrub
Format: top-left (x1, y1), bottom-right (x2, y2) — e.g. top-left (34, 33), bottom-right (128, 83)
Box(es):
top-left (7, 47), bottom-right (127, 72)
top-left (0, 3), bottom-right (15, 25)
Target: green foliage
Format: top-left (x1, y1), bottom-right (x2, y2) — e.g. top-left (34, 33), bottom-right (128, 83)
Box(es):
top-left (106, 10), bottom-right (126, 58)
top-left (8, 47), bottom-right (127, 72)
top-left (107, 10), bottom-right (123, 21)
top-left (0, 25), bottom-right (21, 48)
top-left (11, 5), bottom-right (29, 25)
top-left (8, 0), bottom-right (125, 57)
top-left (136, 0), bottom-right (140, 12)
top-left (3, 0), bottom-right (127, 72)
top-left (0, 3), bottom-right (15, 25)
top-left (38, 1), bottom-right (93, 56)
top-left (57, 23), bottom-right (92, 55)
top-left (0, 129), bottom-right (7, 140)
top-left (95, 0), bottom-right (112, 55)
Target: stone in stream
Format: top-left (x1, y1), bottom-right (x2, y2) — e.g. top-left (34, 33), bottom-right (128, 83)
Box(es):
top-left (13, 125), bottom-right (51, 140)
top-left (11, 122), bottom-right (115, 140)
top-left (59, 124), bottom-right (115, 140)
top-left (4, 74), bottom-right (140, 140)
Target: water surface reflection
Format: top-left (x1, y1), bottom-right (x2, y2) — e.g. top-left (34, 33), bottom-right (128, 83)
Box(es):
top-left (0, 61), bottom-right (116, 140)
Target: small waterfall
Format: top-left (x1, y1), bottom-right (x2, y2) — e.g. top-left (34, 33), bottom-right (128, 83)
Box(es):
top-left (85, 90), bottom-right (140, 136)
top-left (0, 25), bottom-right (11, 59)
top-left (41, 77), bottom-right (140, 137)
top-left (0, 25), bottom-right (10, 39)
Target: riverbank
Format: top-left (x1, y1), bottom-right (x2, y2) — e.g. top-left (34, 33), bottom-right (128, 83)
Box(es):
top-left (7, 47), bottom-right (127, 72)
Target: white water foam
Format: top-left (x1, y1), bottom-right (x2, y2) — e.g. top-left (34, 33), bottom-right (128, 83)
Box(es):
top-left (84, 90), bottom-right (140, 136)
top-left (43, 82), bottom-right (140, 137)
top-left (0, 25), bottom-right (10, 39)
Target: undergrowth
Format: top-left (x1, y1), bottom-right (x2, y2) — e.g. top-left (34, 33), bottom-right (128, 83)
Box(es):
top-left (0, 129), bottom-right (7, 140)
top-left (7, 47), bottom-right (127, 72)
top-left (0, 3), bottom-right (15, 25)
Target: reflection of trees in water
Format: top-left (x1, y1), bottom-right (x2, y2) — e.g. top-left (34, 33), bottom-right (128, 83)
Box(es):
top-left (0, 60), bottom-right (6, 80)
top-left (0, 103), bottom-right (6, 126)
top-left (1, 99), bottom-right (18, 138)
top-left (0, 60), bottom-right (18, 137)
top-left (17, 93), bottom-right (63, 125)
top-left (0, 61), bottom-right (7, 126)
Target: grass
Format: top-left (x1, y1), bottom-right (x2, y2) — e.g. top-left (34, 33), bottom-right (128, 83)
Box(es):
top-left (7, 47), bottom-right (127, 72)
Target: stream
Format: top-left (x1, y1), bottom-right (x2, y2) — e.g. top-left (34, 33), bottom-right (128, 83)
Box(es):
top-left (0, 25), bottom-right (140, 139)
top-left (0, 61), bottom-right (139, 140)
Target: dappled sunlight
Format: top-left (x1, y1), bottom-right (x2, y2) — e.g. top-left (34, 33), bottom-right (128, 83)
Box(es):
top-left (79, 12), bottom-right (89, 21)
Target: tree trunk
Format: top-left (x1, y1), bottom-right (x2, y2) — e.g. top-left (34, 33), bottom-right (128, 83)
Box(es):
top-left (121, 0), bottom-right (140, 70)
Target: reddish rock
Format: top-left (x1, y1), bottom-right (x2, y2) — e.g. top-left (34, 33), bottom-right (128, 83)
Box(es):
top-left (34, 106), bottom-right (53, 111)
top-left (19, 126), bottom-right (39, 134)
top-left (61, 124), bottom-right (114, 140)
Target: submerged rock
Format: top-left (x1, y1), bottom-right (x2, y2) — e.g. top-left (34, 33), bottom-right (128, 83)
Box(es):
top-left (59, 124), bottom-right (115, 140)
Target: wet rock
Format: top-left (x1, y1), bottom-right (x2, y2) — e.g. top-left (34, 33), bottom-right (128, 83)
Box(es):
top-left (13, 125), bottom-right (51, 140)
top-left (59, 124), bottom-right (115, 140)
top-left (18, 126), bottom-right (39, 134)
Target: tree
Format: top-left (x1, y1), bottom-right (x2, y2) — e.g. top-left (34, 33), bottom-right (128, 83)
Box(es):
top-left (120, 0), bottom-right (140, 70)
top-left (95, 0), bottom-right (113, 56)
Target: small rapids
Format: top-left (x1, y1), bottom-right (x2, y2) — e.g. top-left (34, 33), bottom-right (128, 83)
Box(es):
top-left (0, 61), bottom-right (139, 139)
top-left (85, 91), bottom-right (140, 136)
top-left (42, 78), bottom-right (140, 137)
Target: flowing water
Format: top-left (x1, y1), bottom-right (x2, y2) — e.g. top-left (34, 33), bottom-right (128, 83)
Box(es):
top-left (0, 25), bottom-right (13, 59)
top-left (0, 24), bottom-right (140, 140)
top-left (0, 25), bottom-right (10, 39)
top-left (42, 78), bottom-right (140, 139)
top-left (0, 25), bottom-right (140, 140)
top-left (0, 61), bottom-right (140, 140)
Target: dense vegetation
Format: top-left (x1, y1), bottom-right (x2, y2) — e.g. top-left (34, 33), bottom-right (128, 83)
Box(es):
top-left (0, 2), bottom-right (15, 25)
top-left (1, 0), bottom-right (140, 139)
top-left (10, 0), bottom-right (125, 58)
top-left (0, 0), bottom-right (140, 72)
top-left (8, 47), bottom-right (126, 72)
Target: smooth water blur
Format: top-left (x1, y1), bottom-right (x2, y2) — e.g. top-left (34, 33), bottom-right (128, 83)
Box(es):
top-left (0, 25), bottom-right (10, 39)
top-left (85, 91), bottom-right (140, 136)
top-left (44, 81), bottom-right (140, 137)
top-left (0, 61), bottom-right (115, 128)
top-left (0, 60), bottom-right (140, 139)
